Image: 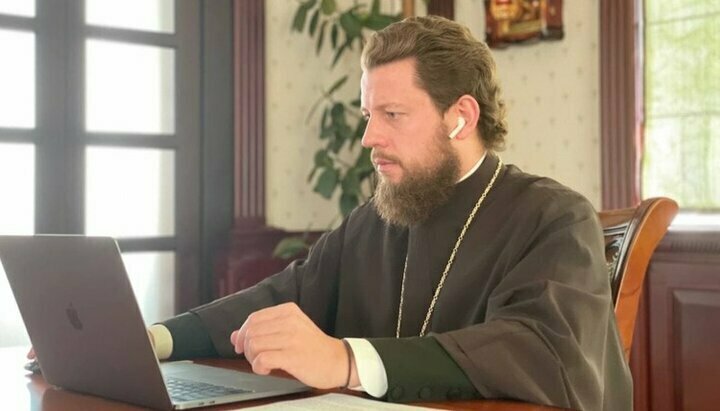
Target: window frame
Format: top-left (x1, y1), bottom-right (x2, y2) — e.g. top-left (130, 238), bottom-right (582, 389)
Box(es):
top-left (0, 0), bottom-right (234, 314)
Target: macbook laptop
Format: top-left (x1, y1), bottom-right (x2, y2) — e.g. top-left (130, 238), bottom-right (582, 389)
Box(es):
top-left (0, 235), bottom-right (309, 410)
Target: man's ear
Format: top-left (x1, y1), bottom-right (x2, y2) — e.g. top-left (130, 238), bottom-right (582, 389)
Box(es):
top-left (447, 95), bottom-right (481, 141)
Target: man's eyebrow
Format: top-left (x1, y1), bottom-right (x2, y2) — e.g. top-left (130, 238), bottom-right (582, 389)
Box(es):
top-left (364, 103), bottom-right (406, 111)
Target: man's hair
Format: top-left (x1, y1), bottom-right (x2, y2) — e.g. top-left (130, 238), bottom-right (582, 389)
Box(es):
top-left (361, 16), bottom-right (507, 150)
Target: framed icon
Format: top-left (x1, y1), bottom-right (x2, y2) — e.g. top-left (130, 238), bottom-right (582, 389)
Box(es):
top-left (485, 0), bottom-right (564, 48)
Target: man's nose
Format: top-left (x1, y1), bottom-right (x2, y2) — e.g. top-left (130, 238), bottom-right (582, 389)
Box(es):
top-left (361, 119), bottom-right (385, 149)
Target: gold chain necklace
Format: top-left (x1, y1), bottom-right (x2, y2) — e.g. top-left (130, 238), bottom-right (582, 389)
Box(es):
top-left (396, 158), bottom-right (503, 338)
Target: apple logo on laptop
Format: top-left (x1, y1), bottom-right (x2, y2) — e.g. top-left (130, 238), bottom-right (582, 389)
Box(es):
top-left (66, 303), bottom-right (83, 330)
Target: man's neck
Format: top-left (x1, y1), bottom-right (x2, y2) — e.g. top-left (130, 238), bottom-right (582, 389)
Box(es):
top-left (457, 151), bottom-right (487, 183)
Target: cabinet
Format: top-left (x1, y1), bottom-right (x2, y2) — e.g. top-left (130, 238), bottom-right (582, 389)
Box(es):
top-left (631, 231), bottom-right (720, 411)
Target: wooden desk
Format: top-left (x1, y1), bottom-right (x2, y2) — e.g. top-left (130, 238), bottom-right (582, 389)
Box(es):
top-left (3, 347), bottom-right (564, 410)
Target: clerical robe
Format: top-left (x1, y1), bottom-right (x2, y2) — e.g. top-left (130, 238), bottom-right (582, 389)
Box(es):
top-left (163, 153), bottom-right (632, 410)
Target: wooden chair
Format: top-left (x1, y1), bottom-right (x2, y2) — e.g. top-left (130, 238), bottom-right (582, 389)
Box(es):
top-left (598, 197), bottom-right (678, 361)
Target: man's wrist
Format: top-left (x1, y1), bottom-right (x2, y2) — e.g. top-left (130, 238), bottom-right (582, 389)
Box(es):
top-left (344, 338), bottom-right (388, 397)
top-left (340, 339), bottom-right (360, 388)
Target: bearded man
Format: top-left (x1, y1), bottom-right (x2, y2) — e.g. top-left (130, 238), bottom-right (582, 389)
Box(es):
top-left (147, 16), bottom-right (632, 410)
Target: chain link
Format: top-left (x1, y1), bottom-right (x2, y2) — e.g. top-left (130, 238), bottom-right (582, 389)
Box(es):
top-left (396, 158), bottom-right (503, 338)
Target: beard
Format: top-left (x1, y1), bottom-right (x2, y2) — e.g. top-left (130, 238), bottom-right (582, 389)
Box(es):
top-left (372, 128), bottom-right (461, 227)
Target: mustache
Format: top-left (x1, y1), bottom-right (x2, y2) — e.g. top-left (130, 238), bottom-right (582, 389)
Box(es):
top-left (371, 151), bottom-right (402, 165)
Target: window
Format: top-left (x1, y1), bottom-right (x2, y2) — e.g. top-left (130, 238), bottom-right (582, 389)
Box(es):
top-left (642, 1), bottom-right (720, 226)
top-left (0, 1), bottom-right (203, 347)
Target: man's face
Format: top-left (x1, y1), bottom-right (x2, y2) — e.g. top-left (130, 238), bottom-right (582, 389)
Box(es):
top-left (360, 58), bottom-right (451, 185)
top-left (361, 58), bottom-right (460, 226)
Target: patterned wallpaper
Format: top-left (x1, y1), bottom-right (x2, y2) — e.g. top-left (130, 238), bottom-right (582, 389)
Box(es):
top-left (265, 0), bottom-right (600, 231)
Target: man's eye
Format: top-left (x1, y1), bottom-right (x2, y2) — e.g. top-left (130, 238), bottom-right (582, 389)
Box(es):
top-left (386, 111), bottom-right (399, 119)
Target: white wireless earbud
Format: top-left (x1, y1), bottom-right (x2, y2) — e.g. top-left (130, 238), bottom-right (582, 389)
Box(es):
top-left (448, 117), bottom-right (466, 139)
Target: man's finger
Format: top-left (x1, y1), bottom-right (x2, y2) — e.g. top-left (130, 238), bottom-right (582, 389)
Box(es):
top-left (27, 348), bottom-right (35, 360)
top-left (233, 308), bottom-right (298, 354)
top-left (245, 303), bottom-right (296, 325)
top-left (243, 333), bottom-right (287, 363)
top-left (233, 318), bottom-right (291, 355)
top-left (251, 350), bottom-right (287, 376)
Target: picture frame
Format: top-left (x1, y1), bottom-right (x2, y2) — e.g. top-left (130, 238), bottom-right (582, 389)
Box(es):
top-left (484, 0), bottom-right (564, 48)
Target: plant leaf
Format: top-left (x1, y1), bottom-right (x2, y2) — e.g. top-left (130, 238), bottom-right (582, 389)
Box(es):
top-left (364, 13), bottom-right (396, 31)
top-left (370, 0), bottom-right (380, 16)
top-left (273, 237), bottom-right (310, 259)
top-left (309, 8), bottom-right (320, 35)
top-left (308, 165), bottom-right (319, 182)
top-left (350, 117), bottom-right (367, 148)
top-left (320, 0), bottom-right (336, 16)
top-left (291, 1), bottom-right (313, 32)
top-left (337, 123), bottom-right (353, 141)
top-left (330, 23), bottom-right (339, 48)
top-left (330, 133), bottom-right (346, 153)
top-left (339, 11), bottom-right (362, 39)
top-left (330, 102), bottom-right (346, 125)
top-left (321, 124), bottom-right (335, 139)
top-left (315, 20), bottom-right (328, 54)
top-left (355, 147), bottom-right (374, 173)
top-left (326, 75), bottom-right (348, 96)
top-left (314, 149), bottom-right (333, 168)
top-left (314, 168), bottom-right (339, 199)
top-left (331, 41), bottom-right (348, 67)
top-left (341, 169), bottom-right (361, 196)
top-left (321, 106), bottom-right (330, 127)
top-left (339, 193), bottom-right (359, 217)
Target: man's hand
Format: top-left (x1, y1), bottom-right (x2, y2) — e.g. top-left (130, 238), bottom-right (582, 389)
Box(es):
top-left (230, 302), bottom-right (359, 389)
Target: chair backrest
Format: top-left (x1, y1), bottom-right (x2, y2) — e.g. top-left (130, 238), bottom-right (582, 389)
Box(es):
top-left (598, 197), bottom-right (678, 361)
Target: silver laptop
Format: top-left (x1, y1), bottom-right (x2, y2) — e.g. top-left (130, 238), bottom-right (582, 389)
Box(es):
top-left (0, 235), bottom-right (308, 410)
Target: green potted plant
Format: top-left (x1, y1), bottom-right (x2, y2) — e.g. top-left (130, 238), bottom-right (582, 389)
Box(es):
top-left (274, 0), bottom-right (402, 258)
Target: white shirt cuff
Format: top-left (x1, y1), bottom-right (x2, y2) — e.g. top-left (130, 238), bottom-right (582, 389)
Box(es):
top-left (344, 338), bottom-right (388, 398)
top-left (148, 324), bottom-right (174, 360)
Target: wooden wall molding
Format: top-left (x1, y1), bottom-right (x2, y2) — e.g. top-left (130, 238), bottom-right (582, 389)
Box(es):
top-left (655, 231), bottom-right (720, 256)
top-left (646, 257), bottom-right (720, 410)
top-left (427, 0), bottom-right (454, 19)
top-left (234, 0), bottom-right (265, 222)
top-left (599, 0), bottom-right (643, 209)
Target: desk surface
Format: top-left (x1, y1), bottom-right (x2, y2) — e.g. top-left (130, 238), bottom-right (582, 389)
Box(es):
top-left (3, 347), bottom-right (564, 410)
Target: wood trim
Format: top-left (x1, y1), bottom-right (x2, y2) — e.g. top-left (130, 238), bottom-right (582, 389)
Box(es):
top-left (200, 0), bottom-right (235, 305)
top-left (0, 13), bottom-right (36, 30)
top-left (0, 128), bottom-right (36, 139)
top-left (234, 0), bottom-right (265, 222)
top-left (656, 230), bottom-right (720, 256)
top-left (647, 255), bottom-right (720, 410)
top-left (599, 198), bottom-right (678, 360)
top-left (0, 134), bottom-right (36, 144)
top-left (630, 287), bottom-right (651, 411)
top-left (402, 0), bottom-right (414, 18)
top-left (85, 134), bottom-right (177, 149)
top-left (630, 230), bottom-right (720, 411)
top-left (599, 0), bottom-right (643, 209)
top-left (427, 0), bottom-right (454, 19)
top-left (83, 25), bottom-right (178, 47)
top-left (174, 0), bottom-right (203, 312)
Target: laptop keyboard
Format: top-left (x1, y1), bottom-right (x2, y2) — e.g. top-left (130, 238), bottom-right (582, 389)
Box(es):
top-left (166, 376), bottom-right (253, 402)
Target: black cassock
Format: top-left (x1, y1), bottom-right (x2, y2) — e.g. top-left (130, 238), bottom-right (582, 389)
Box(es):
top-left (163, 153), bottom-right (632, 410)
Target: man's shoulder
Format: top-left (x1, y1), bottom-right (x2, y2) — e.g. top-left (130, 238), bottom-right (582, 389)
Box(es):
top-left (502, 164), bottom-right (597, 222)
